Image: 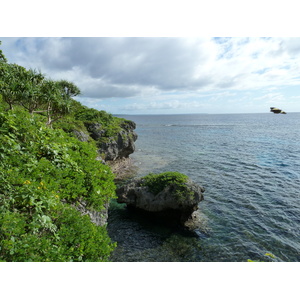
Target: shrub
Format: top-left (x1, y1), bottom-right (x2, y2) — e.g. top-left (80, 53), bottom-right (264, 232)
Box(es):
top-left (141, 172), bottom-right (194, 202)
top-left (74, 105), bottom-right (126, 141)
top-left (0, 202), bottom-right (116, 262)
top-left (0, 110), bottom-right (116, 261)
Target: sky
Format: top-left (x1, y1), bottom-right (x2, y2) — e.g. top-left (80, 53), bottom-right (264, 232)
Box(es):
top-left (1, 2), bottom-right (300, 116)
top-left (2, 37), bottom-right (300, 115)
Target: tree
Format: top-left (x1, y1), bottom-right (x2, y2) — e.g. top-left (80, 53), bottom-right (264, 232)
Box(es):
top-left (40, 80), bottom-right (80, 127)
top-left (0, 46), bottom-right (81, 126)
top-left (57, 80), bottom-right (81, 99)
top-left (51, 80), bottom-right (80, 125)
top-left (19, 68), bottom-right (45, 114)
top-left (0, 63), bottom-right (28, 110)
top-left (0, 41), bottom-right (7, 63)
top-left (40, 79), bottom-right (62, 126)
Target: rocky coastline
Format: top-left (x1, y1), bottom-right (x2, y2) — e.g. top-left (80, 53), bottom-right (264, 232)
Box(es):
top-left (76, 117), bottom-right (205, 231)
top-left (73, 118), bottom-right (138, 225)
top-left (86, 119), bottom-right (138, 161)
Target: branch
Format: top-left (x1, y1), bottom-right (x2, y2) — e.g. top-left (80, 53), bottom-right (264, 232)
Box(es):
top-left (32, 110), bottom-right (49, 114)
top-left (48, 115), bottom-right (63, 125)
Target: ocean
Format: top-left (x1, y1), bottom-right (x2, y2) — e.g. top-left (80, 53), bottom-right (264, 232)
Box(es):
top-left (107, 113), bottom-right (300, 262)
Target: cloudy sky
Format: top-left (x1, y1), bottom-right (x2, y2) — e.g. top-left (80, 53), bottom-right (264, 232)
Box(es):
top-left (1, 37), bottom-right (300, 114)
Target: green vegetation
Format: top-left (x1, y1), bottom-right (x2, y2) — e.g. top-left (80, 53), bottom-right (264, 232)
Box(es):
top-left (141, 171), bottom-right (194, 202)
top-left (74, 104), bottom-right (126, 143)
top-left (0, 107), bottom-right (116, 261)
top-left (0, 62), bottom-right (80, 126)
top-left (0, 48), bottom-right (128, 143)
top-left (0, 41), bottom-right (7, 63)
top-left (0, 41), bottom-right (122, 261)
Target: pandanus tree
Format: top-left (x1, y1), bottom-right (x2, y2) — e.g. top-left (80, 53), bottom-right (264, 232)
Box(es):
top-left (0, 65), bottom-right (47, 113)
top-left (57, 79), bottom-right (81, 99)
top-left (19, 68), bottom-right (45, 114)
top-left (0, 63), bottom-right (28, 110)
top-left (0, 42), bottom-right (21, 109)
top-left (0, 41), bottom-right (81, 126)
top-left (0, 41), bottom-right (7, 63)
top-left (40, 79), bottom-right (81, 127)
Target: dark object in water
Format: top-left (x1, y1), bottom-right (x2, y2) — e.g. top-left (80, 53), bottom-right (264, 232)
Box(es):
top-left (270, 107), bottom-right (286, 114)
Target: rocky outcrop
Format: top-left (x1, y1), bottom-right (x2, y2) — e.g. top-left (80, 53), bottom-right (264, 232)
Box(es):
top-left (75, 200), bottom-right (109, 227)
top-left (85, 120), bottom-right (138, 161)
top-left (116, 177), bottom-right (205, 227)
top-left (72, 129), bottom-right (90, 142)
top-left (72, 119), bottom-right (137, 226)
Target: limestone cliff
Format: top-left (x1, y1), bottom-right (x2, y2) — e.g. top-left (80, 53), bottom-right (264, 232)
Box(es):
top-left (85, 119), bottom-right (138, 161)
top-left (75, 118), bottom-right (137, 226)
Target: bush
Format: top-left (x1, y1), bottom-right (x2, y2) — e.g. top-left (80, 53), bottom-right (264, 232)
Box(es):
top-left (0, 202), bottom-right (116, 262)
top-left (0, 110), bottom-right (116, 261)
top-left (141, 172), bottom-right (194, 202)
top-left (74, 105), bottom-right (126, 141)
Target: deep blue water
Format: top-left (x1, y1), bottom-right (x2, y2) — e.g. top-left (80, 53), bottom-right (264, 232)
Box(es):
top-left (108, 113), bottom-right (300, 262)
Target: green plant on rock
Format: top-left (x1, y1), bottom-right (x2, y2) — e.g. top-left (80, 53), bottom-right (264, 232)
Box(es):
top-left (141, 171), bottom-right (194, 203)
top-left (74, 104), bottom-right (126, 141)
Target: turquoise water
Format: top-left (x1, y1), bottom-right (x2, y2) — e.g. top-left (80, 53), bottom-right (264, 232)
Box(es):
top-left (108, 113), bottom-right (300, 261)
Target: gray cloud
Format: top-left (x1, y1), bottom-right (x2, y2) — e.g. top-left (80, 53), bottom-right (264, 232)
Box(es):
top-left (2, 37), bottom-right (300, 101)
top-left (1, 37), bottom-right (212, 98)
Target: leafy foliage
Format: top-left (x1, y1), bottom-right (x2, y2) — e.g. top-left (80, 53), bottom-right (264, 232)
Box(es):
top-left (0, 43), bottom-right (137, 261)
top-left (0, 48), bottom-right (80, 126)
top-left (0, 110), bottom-right (116, 261)
top-left (74, 105), bottom-right (116, 124)
top-left (0, 41), bottom-right (7, 63)
top-left (0, 202), bottom-right (115, 262)
top-left (43, 79), bottom-right (81, 126)
top-left (74, 104), bottom-right (126, 140)
top-left (141, 172), bottom-right (194, 202)
top-left (0, 63), bottom-right (29, 110)
top-left (141, 172), bottom-right (189, 195)
top-left (18, 68), bottom-right (45, 113)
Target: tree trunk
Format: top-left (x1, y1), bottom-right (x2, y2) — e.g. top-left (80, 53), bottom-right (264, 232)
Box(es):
top-left (46, 102), bottom-right (52, 127)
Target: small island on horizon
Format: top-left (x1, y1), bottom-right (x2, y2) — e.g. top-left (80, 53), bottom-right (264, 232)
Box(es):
top-left (270, 107), bottom-right (287, 114)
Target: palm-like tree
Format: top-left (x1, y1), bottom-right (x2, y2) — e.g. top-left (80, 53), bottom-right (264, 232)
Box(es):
top-left (19, 69), bottom-right (45, 114)
top-left (0, 63), bottom-right (27, 110)
top-left (0, 41), bottom-right (7, 63)
top-left (0, 45), bottom-right (81, 127)
top-left (40, 79), bottom-right (80, 127)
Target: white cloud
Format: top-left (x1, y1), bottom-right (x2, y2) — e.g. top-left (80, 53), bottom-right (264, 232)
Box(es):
top-left (1, 37), bottom-right (300, 113)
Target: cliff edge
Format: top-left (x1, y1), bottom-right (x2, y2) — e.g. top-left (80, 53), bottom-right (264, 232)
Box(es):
top-left (85, 119), bottom-right (138, 161)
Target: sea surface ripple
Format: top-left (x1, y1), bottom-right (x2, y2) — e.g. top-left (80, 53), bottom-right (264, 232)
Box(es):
top-left (108, 113), bottom-right (300, 262)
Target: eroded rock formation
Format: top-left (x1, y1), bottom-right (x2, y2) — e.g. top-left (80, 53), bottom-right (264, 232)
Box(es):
top-left (86, 120), bottom-right (138, 161)
top-left (71, 119), bottom-right (138, 226)
top-left (116, 177), bottom-right (205, 228)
